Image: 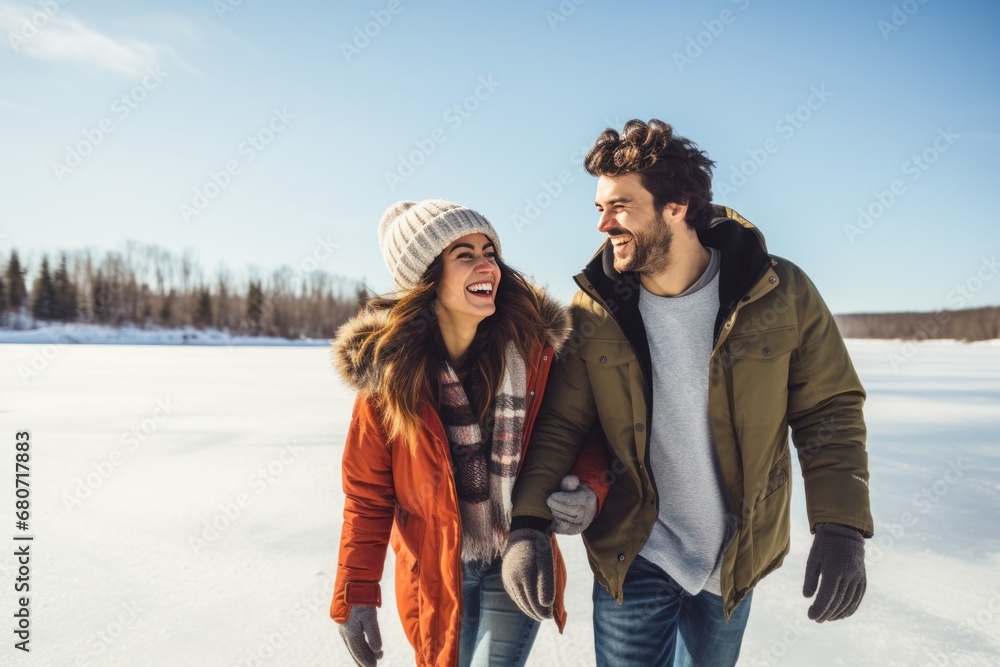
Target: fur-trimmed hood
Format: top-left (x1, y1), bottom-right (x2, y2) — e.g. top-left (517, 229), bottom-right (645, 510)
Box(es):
top-left (331, 286), bottom-right (572, 393)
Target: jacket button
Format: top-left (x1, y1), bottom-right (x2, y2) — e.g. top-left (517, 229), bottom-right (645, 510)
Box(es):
top-left (618, 553), bottom-right (625, 562)
top-left (542, 355), bottom-right (548, 361)
top-left (638, 463), bottom-right (644, 470)
top-left (599, 355), bottom-right (607, 364)
top-left (762, 347), bottom-right (772, 357)
top-left (529, 390), bottom-right (535, 396)
top-left (635, 423), bottom-right (644, 432)
top-left (769, 276), bottom-right (777, 283)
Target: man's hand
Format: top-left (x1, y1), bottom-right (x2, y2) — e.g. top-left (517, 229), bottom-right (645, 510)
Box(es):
top-left (546, 475), bottom-right (598, 535)
top-left (501, 527), bottom-right (555, 621)
top-left (338, 605), bottom-right (383, 666)
top-left (803, 522), bottom-right (867, 622)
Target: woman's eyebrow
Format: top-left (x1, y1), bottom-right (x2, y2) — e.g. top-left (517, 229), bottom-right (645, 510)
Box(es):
top-left (449, 241), bottom-right (495, 253)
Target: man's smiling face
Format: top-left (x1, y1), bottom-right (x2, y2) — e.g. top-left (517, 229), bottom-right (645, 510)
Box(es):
top-left (595, 172), bottom-right (673, 276)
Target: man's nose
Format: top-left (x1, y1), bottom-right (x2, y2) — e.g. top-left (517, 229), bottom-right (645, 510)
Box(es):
top-left (597, 210), bottom-right (615, 233)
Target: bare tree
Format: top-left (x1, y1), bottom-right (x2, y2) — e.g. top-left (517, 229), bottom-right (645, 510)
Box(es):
top-left (4, 240), bottom-right (369, 338)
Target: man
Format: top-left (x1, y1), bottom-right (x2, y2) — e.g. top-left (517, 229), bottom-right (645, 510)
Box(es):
top-left (501, 119), bottom-right (873, 666)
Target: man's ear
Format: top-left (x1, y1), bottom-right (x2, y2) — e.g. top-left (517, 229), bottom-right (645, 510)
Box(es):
top-left (661, 202), bottom-right (689, 227)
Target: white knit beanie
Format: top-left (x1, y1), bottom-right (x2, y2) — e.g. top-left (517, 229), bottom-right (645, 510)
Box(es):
top-left (377, 199), bottom-right (502, 291)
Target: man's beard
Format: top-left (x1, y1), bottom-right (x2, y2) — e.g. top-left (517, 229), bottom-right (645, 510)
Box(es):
top-left (613, 212), bottom-right (672, 276)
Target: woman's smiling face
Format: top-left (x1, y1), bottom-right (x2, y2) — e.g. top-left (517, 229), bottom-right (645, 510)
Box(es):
top-left (435, 233), bottom-right (501, 324)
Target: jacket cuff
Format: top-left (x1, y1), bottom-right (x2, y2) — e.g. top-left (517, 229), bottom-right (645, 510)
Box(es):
top-left (816, 522), bottom-right (866, 539)
top-left (576, 474), bottom-right (609, 515)
top-left (344, 581), bottom-right (382, 607)
top-left (809, 516), bottom-right (874, 539)
top-left (509, 515), bottom-right (552, 534)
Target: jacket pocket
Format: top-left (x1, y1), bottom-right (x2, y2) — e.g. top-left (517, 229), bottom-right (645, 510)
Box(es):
top-left (393, 503), bottom-right (424, 554)
top-left (749, 453), bottom-right (792, 580)
top-left (756, 451), bottom-right (791, 507)
top-left (580, 340), bottom-right (641, 463)
top-left (393, 545), bottom-right (421, 656)
top-left (579, 340), bottom-right (637, 367)
top-left (724, 326), bottom-right (799, 444)
top-left (726, 325), bottom-right (799, 361)
top-left (391, 511), bottom-right (424, 658)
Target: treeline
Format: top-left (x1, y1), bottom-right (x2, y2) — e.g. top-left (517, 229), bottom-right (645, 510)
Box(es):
top-left (0, 242), bottom-right (368, 339)
top-left (835, 307), bottom-right (1000, 342)
top-left (4, 244), bottom-right (997, 342)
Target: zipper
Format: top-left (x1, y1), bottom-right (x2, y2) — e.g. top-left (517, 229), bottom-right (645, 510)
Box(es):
top-left (712, 262), bottom-right (778, 354)
top-left (573, 275), bottom-right (660, 557)
top-left (707, 261), bottom-right (780, 611)
top-left (718, 344), bottom-right (740, 559)
top-left (515, 348), bottom-right (552, 479)
top-left (424, 407), bottom-right (462, 663)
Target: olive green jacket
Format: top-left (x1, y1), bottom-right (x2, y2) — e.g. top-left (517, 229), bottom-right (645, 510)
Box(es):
top-left (510, 206), bottom-right (873, 619)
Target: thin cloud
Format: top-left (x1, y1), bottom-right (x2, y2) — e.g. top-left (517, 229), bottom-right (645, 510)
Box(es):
top-left (0, 97), bottom-right (31, 112)
top-left (0, 2), bottom-right (162, 77)
top-left (959, 132), bottom-right (1000, 141)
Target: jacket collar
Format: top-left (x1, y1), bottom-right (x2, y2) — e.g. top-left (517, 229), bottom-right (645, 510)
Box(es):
top-left (699, 206), bottom-right (773, 334)
top-left (580, 204), bottom-right (772, 329)
top-left (575, 205), bottom-right (774, 390)
top-left (331, 285), bottom-right (571, 393)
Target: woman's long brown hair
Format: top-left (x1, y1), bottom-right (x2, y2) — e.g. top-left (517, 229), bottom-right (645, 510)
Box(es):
top-left (357, 252), bottom-right (548, 451)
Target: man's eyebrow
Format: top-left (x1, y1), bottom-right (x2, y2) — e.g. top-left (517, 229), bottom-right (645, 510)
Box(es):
top-left (595, 196), bottom-right (633, 207)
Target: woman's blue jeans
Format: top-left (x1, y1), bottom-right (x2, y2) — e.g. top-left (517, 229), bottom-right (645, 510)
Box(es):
top-left (593, 555), bottom-right (753, 667)
top-left (458, 556), bottom-right (540, 667)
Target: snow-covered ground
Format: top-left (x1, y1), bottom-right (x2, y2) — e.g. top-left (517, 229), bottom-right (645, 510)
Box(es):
top-left (0, 321), bottom-right (328, 347)
top-left (0, 339), bottom-right (997, 666)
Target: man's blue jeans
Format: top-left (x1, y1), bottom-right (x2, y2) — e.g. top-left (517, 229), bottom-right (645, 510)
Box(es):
top-left (593, 555), bottom-right (753, 666)
top-left (458, 557), bottom-right (540, 667)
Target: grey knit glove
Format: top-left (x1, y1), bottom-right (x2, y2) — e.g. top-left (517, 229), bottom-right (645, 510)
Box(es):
top-left (803, 522), bottom-right (867, 622)
top-left (338, 605), bottom-right (383, 667)
top-left (547, 475), bottom-right (598, 535)
top-left (501, 527), bottom-right (555, 622)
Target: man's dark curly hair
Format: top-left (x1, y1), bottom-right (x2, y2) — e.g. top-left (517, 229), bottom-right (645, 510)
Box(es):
top-left (584, 119), bottom-right (717, 230)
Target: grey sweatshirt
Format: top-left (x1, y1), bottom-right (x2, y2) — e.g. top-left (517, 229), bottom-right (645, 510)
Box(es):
top-left (636, 247), bottom-right (728, 595)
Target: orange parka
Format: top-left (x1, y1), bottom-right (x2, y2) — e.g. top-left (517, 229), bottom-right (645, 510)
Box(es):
top-left (329, 289), bottom-right (611, 667)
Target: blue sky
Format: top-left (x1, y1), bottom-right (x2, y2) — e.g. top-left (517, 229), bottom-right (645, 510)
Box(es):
top-left (1, 0), bottom-right (998, 314)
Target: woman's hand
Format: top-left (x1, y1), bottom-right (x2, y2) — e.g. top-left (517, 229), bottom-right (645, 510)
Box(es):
top-left (501, 527), bottom-right (555, 621)
top-left (339, 605), bottom-right (383, 667)
top-left (546, 475), bottom-right (597, 535)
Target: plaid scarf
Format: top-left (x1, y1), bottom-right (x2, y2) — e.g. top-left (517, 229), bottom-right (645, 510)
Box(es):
top-left (438, 341), bottom-right (527, 564)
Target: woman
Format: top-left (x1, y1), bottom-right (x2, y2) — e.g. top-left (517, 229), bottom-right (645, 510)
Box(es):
top-left (330, 200), bottom-right (610, 667)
